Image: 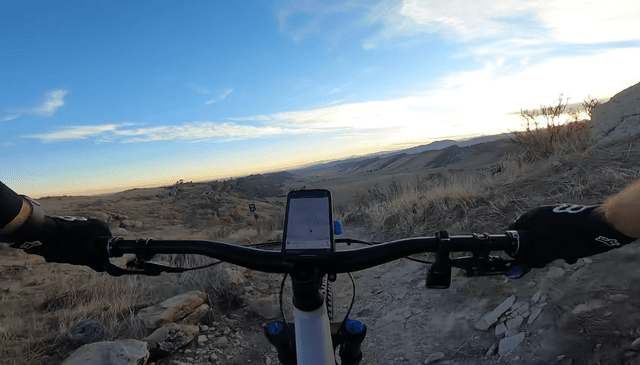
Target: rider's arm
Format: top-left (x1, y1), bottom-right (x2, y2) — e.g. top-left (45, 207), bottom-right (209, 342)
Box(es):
top-left (0, 181), bottom-right (46, 234)
top-left (601, 178), bottom-right (640, 238)
top-left (0, 181), bottom-right (111, 272)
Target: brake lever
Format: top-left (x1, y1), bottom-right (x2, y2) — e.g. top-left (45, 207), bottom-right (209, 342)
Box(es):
top-left (450, 255), bottom-right (528, 278)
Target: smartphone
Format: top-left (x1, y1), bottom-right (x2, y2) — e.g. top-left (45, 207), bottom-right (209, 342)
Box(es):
top-left (282, 189), bottom-right (334, 260)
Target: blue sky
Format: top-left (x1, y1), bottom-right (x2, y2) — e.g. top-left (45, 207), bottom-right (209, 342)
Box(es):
top-left (1, 0), bottom-right (639, 197)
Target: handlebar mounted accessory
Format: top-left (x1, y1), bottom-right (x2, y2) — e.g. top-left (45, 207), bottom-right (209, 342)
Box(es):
top-left (426, 230), bottom-right (529, 288)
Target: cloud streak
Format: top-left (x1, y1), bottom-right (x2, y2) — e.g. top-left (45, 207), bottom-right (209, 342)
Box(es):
top-left (23, 47), bottom-right (640, 147)
top-left (3, 90), bottom-right (68, 121)
top-left (206, 88), bottom-right (234, 105)
top-left (25, 121), bottom-right (314, 143)
top-left (362, 0), bottom-right (640, 49)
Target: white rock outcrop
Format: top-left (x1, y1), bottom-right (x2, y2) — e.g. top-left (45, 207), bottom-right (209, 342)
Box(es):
top-left (591, 81), bottom-right (640, 145)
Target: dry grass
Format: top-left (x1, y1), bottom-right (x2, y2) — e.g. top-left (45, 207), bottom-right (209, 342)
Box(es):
top-left (506, 94), bottom-right (596, 165)
top-left (337, 96), bottom-right (640, 241)
top-left (337, 172), bottom-right (496, 238)
top-left (0, 268), bottom-right (143, 364)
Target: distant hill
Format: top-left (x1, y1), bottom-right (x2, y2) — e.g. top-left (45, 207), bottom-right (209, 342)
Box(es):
top-left (289, 133), bottom-right (510, 175)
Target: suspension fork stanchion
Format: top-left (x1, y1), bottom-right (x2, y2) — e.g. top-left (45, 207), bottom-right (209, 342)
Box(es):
top-left (337, 319), bottom-right (367, 365)
top-left (265, 322), bottom-right (297, 365)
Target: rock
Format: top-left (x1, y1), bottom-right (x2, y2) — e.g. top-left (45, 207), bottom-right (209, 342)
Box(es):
top-left (485, 343), bottom-right (498, 356)
top-left (89, 211), bottom-right (111, 222)
top-left (506, 316), bottom-right (524, 330)
top-left (61, 339), bottom-right (149, 365)
top-left (69, 320), bottom-right (104, 344)
top-left (209, 353), bottom-right (219, 361)
top-left (572, 299), bottom-right (605, 315)
top-left (215, 336), bottom-right (229, 346)
top-left (110, 227), bottom-right (128, 236)
top-left (495, 322), bottom-right (507, 337)
top-left (527, 307), bottom-right (542, 325)
top-left (515, 302), bottom-right (529, 316)
top-left (424, 351), bottom-right (445, 364)
top-left (631, 337), bottom-right (640, 348)
top-left (498, 331), bottom-right (525, 356)
top-left (228, 228), bottom-right (258, 243)
top-left (144, 323), bottom-right (199, 358)
top-left (609, 294), bottom-right (629, 303)
top-left (225, 266), bottom-right (247, 286)
top-left (138, 291), bottom-right (207, 329)
top-left (505, 329), bottom-right (520, 337)
top-left (199, 324), bottom-right (209, 332)
top-left (179, 303), bottom-right (210, 325)
top-left (531, 289), bottom-right (543, 303)
top-left (475, 295), bottom-right (516, 331)
top-left (268, 230), bottom-right (283, 242)
top-left (247, 295), bottom-right (281, 320)
top-left (546, 267), bottom-right (565, 280)
top-left (592, 81), bottom-right (640, 146)
top-left (121, 219), bottom-right (143, 230)
top-left (583, 258), bottom-right (593, 264)
top-left (197, 335), bottom-right (208, 346)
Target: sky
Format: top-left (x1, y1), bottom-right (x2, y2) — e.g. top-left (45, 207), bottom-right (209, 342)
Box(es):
top-left (1, 0), bottom-right (639, 197)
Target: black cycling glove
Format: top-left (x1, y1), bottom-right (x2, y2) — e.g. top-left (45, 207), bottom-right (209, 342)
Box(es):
top-left (508, 204), bottom-right (636, 268)
top-left (2, 216), bottom-right (112, 272)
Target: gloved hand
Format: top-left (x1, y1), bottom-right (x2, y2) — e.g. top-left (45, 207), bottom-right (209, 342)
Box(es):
top-left (3, 216), bottom-right (112, 272)
top-left (508, 204), bottom-right (636, 268)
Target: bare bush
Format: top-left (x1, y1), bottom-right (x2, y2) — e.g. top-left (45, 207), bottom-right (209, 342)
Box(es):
top-left (507, 94), bottom-right (595, 163)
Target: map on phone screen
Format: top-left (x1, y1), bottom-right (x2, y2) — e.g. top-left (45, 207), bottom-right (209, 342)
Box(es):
top-left (286, 197), bottom-right (331, 249)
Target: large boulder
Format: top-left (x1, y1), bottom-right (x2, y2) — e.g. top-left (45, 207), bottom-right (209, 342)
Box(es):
top-left (591, 81), bottom-right (640, 145)
top-left (61, 339), bottom-right (149, 365)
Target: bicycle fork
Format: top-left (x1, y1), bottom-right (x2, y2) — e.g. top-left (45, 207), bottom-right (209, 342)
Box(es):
top-left (264, 267), bottom-right (367, 365)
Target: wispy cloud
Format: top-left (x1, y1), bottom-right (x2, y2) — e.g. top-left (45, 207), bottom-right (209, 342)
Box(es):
top-left (276, 1), bottom-right (369, 43)
top-left (2, 142), bottom-right (16, 147)
top-left (206, 88), bottom-right (234, 105)
top-left (1, 115), bottom-right (21, 122)
top-left (26, 124), bottom-right (125, 142)
top-left (24, 47), bottom-right (640, 146)
top-left (25, 121), bottom-right (314, 143)
top-left (362, 0), bottom-right (640, 49)
top-left (188, 82), bottom-right (211, 94)
top-left (3, 90), bottom-right (68, 121)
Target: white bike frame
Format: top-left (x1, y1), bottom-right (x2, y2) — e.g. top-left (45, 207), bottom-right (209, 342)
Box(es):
top-left (293, 304), bottom-right (335, 364)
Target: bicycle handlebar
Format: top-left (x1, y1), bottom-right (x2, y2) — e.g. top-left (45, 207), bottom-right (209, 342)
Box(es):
top-left (102, 230), bottom-right (526, 275)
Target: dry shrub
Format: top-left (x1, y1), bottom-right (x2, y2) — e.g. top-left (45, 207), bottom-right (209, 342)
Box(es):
top-left (340, 172), bottom-right (492, 238)
top-left (507, 94), bottom-right (596, 164)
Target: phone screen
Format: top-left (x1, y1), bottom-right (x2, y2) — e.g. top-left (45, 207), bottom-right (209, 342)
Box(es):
top-left (284, 195), bottom-right (332, 251)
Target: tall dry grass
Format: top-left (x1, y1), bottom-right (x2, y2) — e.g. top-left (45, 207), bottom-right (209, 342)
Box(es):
top-left (337, 94), bottom-right (604, 239)
top-left (0, 266), bottom-right (143, 364)
top-left (506, 95), bottom-right (597, 164)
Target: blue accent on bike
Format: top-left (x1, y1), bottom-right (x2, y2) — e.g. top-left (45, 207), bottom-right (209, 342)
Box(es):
top-left (268, 321), bottom-right (284, 336)
top-left (507, 263), bottom-right (530, 279)
top-left (345, 319), bottom-right (364, 334)
top-left (334, 221), bottom-right (343, 235)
